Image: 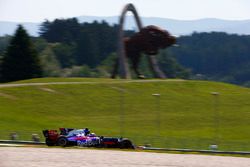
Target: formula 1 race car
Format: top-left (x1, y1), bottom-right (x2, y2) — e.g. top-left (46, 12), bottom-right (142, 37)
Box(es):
top-left (42, 128), bottom-right (134, 149)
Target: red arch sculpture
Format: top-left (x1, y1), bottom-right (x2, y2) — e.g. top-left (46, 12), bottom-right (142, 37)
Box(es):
top-left (112, 3), bottom-right (176, 79)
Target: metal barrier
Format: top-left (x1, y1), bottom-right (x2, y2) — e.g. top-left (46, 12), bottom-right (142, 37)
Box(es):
top-left (0, 131), bottom-right (44, 142)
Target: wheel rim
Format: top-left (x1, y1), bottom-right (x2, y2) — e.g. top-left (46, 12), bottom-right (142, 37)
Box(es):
top-left (58, 138), bottom-right (67, 146)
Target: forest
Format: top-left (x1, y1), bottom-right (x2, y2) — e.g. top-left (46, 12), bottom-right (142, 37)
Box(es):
top-left (170, 32), bottom-right (250, 86)
top-left (0, 18), bottom-right (250, 86)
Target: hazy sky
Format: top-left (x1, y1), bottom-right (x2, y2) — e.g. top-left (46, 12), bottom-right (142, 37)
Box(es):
top-left (1, 0), bottom-right (250, 22)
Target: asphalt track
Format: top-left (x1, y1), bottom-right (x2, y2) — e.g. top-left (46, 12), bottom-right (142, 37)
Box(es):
top-left (1, 147), bottom-right (250, 167)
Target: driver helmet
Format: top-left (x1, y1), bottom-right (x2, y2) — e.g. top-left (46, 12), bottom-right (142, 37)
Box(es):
top-left (84, 128), bottom-right (90, 134)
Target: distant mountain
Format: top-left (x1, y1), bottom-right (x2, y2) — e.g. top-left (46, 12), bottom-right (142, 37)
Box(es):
top-left (77, 16), bottom-right (250, 36)
top-left (1, 16), bottom-right (250, 36)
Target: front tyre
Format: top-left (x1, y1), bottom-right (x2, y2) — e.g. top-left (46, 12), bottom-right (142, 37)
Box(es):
top-left (120, 139), bottom-right (134, 149)
top-left (57, 137), bottom-right (68, 147)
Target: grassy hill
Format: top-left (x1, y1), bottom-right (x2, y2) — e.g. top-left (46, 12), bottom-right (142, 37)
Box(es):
top-left (0, 78), bottom-right (250, 151)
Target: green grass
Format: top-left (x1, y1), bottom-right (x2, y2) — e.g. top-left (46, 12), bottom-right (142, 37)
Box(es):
top-left (0, 78), bottom-right (250, 151)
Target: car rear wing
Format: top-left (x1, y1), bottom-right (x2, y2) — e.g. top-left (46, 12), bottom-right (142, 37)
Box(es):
top-left (43, 128), bottom-right (75, 137)
top-left (42, 129), bottom-right (59, 138)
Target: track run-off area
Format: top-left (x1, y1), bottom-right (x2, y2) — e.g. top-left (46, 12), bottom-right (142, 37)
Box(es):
top-left (1, 147), bottom-right (250, 167)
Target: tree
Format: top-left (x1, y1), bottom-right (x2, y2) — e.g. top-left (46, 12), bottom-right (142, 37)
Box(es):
top-left (39, 18), bottom-right (132, 68)
top-left (170, 32), bottom-right (250, 85)
top-left (0, 35), bottom-right (11, 54)
top-left (74, 21), bottom-right (118, 67)
top-left (39, 18), bottom-right (81, 44)
top-left (52, 43), bottom-right (75, 68)
top-left (158, 50), bottom-right (191, 79)
top-left (39, 44), bottom-right (61, 77)
top-left (0, 25), bottom-right (42, 82)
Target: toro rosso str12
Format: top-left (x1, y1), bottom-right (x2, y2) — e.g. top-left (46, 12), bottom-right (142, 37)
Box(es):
top-left (42, 128), bottom-right (134, 149)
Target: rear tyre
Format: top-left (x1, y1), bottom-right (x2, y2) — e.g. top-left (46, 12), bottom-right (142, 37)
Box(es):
top-left (57, 137), bottom-right (68, 147)
top-left (45, 138), bottom-right (55, 146)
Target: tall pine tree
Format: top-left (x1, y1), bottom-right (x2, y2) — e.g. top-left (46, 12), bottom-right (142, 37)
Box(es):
top-left (1, 25), bottom-right (42, 82)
